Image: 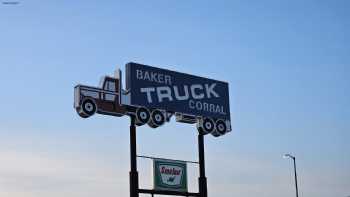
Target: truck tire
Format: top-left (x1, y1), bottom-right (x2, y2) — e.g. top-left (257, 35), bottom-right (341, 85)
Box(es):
top-left (76, 108), bottom-right (89, 118)
top-left (197, 117), bottom-right (215, 135)
top-left (81, 98), bottom-right (97, 117)
top-left (148, 109), bottom-right (165, 128)
top-left (136, 107), bottom-right (150, 126)
top-left (212, 131), bottom-right (220, 137)
top-left (215, 119), bottom-right (227, 135)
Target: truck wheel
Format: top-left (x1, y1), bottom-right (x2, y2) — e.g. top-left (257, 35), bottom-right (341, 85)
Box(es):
top-left (148, 109), bottom-right (165, 128)
top-left (197, 117), bottom-right (215, 135)
top-left (81, 98), bottom-right (96, 116)
top-left (215, 119), bottom-right (227, 135)
top-left (136, 107), bottom-right (150, 126)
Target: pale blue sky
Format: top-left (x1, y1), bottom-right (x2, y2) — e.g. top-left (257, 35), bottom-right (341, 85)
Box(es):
top-left (0, 1), bottom-right (349, 197)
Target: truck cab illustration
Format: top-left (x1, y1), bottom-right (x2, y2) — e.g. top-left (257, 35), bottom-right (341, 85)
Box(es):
top-left (74, 71), bottom-right (168, 128)
top-left (74, 75), bottom-right (125, 118)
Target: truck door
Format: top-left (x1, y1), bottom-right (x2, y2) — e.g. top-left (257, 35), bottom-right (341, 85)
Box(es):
top-left (100, 77), bottom-right (125, 116)
top-left (104, 79), bottom-right (116, 102)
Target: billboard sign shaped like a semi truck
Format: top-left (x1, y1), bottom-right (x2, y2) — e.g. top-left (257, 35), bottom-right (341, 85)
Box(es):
top-left (74, 62), bottom-right (231, 137)
top-left (124, 62), bottom-right (231, 136)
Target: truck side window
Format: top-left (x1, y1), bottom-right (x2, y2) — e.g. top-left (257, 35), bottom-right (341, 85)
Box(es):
top-left (104, 80), bottom-right (115, 92)
top-left (107, 81), bottom-right (115, 92)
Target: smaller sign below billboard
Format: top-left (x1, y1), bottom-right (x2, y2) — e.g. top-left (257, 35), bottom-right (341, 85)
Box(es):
top-left (153, 159), bottom-right (188, 192)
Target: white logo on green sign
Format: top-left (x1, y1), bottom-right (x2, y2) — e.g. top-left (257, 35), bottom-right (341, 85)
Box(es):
top-left (153, 159), bottom-right (187, 192)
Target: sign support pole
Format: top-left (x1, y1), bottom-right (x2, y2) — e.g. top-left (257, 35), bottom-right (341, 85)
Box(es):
top-left (198, 133), bottom-right (208, 197)
top-left (130, 115), bottom-right (139, 197)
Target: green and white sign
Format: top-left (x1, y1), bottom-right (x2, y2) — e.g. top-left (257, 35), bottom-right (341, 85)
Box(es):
top-left (153, 159), bottom-right (188, 192)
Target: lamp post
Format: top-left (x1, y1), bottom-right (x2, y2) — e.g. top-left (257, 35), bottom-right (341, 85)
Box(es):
top-left (283, 154), bottom-right (299, 197)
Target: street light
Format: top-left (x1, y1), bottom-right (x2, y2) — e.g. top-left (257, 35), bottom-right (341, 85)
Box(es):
top-left (283, 154), bottom-right (299, 197)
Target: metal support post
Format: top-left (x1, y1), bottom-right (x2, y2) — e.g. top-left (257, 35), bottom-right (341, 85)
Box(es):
top-left (130, 115), bottom-right (139, 197)
top-left (198, 133), bottom-right (208, 197)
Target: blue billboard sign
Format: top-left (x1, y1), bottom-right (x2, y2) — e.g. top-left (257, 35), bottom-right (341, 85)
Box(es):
top-left (125, 62), bottom-right (231, 121)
